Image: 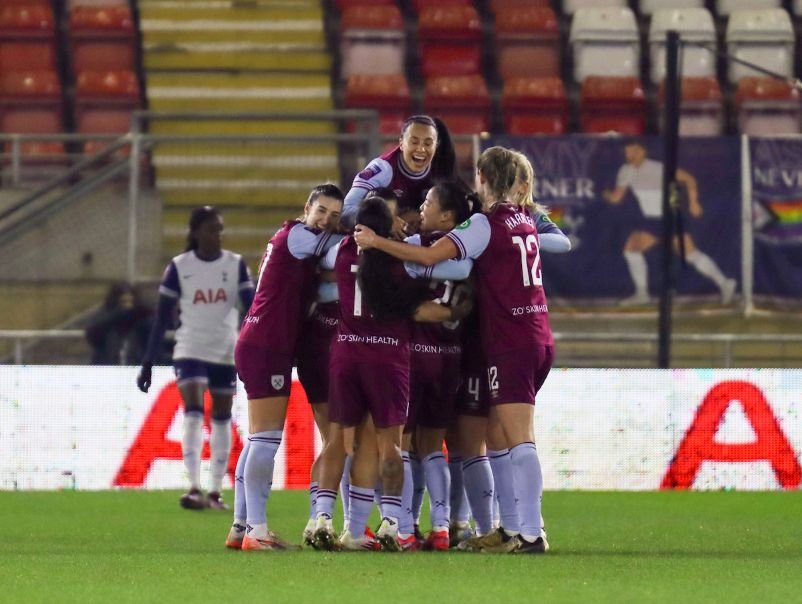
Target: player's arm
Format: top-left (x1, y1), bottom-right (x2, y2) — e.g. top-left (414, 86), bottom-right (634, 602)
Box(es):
top-left (355, 226), bottom-right (458, 266)
top-left (137, 263), bottom-right (180, 393)
top-left (288, 224), bottom-right (345, 260)
top-left (676, 168), bottom-right (702, 216)
top-left (237, 257), bottom-right (255, 312)
top-left (341, 158), bottom-right (393, 226)
top-left (603, 185), bottom-right (627, 204)
top-left (533, 212), bottom-right (572, 253)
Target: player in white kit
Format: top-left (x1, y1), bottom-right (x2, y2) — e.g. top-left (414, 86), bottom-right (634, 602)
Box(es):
top-left (137, 206), bottom-right (254, 510)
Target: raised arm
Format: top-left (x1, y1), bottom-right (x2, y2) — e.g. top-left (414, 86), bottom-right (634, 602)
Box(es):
top-left (354, 225), bottom-right (458, 266)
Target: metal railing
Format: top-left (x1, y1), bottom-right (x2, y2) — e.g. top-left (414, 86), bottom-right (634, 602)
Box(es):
top-left (3, 329), bottom-right (801, 367)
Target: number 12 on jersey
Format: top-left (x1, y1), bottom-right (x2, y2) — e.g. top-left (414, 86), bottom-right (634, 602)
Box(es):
top-left (512, 234), bottom-right (542, 287)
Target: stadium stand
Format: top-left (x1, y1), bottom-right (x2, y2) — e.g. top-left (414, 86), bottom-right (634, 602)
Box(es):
top-left (338, 5), bottom-right (405, 81)
top-left (139, 0), bottom-right (337, 263)
top-left (735, 76), bottom-right (802, 135)
top-left (344, 73), bottom-right (412, 136)
top-left (423, 73), bottom-right (490, 166)
top-left (562, 0), bottom-right (627, 15)
top-left (649, 8), bottom-right (717, 85)
top-left (494, 5), bottom-right (561, 80)
top-left (716, 0), bottom-right (781, 16)
top-left (638, 0), bottom-right (704, 16)
top-left (0, 2), bottom-right (64, 155)
top-left (502, 76), bottom-right (569, 135)
top-left (726, 9), bottom-right (795, 84)
top-left (657, 76), bottom-right (725, 136)
top-left (417, 5), bottom-right (483, 78)
top-left (569, 7), bottom-right (640, 83)
top-left (580, 76), bottom-right (647, 135)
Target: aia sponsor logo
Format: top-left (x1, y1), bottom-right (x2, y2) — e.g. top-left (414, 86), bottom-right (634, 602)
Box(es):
top-left (193, 288), bottom-right (228, 304)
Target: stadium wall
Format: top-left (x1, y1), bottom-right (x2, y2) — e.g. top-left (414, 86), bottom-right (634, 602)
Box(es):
top-left (1, 367), bottom-right (800, 491)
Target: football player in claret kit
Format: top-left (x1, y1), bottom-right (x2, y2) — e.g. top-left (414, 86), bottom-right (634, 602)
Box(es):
top-left (226, 184), bottom-right (344, 551)
top-left (310, 196), bottom-right (473, 552)
top-left (341, 115), bottom-right (459, 235)
top-left (137, 206), bottom-right (255, 512)
top-left (402, 181), bottom-right (479, 550)
top-left (354, 147), bottom-right (553, 554)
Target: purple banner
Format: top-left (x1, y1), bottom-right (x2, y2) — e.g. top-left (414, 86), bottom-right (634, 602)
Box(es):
top-left (484, 136), bottom-right (741, 307)
top-left (749, 137), bottom-right (802, 306)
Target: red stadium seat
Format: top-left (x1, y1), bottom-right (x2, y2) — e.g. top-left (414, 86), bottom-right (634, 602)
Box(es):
top-left (418, 6), bottom-right (483, 77)
top-left (75, 69), bottom-right (140, 101)
top-left (424, 74), bottom-right (490, 168)
top-left (344, 74), bottom-right (412, 135)
top-left (0, 41), bottom-right (54, 70)
top-left (411, 0), bottom-right (474, 13)
top-left (69, 5), bottom-right (134, 33)
top-left (489, 0), bottom-right (552, 12)
top-left (339, 5), bottom-right (405, 80)
top-left (657, 76), bottom-right (724, 136)
top-left (495, 6), bottom-right (560, 80)
top-left (77, 107), bottom-right (133, 154)
top-left (69, 5), bottom-right (135, 71)
top-left (0, 69), bottom-right (60, 99)
top-left (735, 76), bottom-right (802, 135)
top-left (502, 77), bottom-right (568, 135)
top-left (580, 76), bottom-right (646, 135)
top-left (0, 5), bottom-right (54, 36)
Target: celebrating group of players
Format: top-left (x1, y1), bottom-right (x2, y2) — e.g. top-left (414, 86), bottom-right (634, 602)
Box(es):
top-left (138, 115), bottom-right (570, 555)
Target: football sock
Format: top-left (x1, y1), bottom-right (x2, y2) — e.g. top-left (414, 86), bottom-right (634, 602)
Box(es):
top-left (488, 448), bottom-right (520, 534)
top-left (448, 455), bottom-right (470, 523)
top-left (348, 485), bottom-right (374, 538)
top-left (244, 430), bottom-right (282, 530)
top-left (423, 451), bottom-right (450, 530)
top-left (316, 488), bottom-right (337, 519)
top-left (399, 451), bottom-right (415, 535)
top-left (463, 455), bottom-right (494, 535)
top-left (340, 454), bottom-right (352, 525)
top-left (510, 442), bottom-right (544, 541)
top-left (209, 417), bottom-right (232, 494)
top-left (182, 410), bottom-right (203, 491)
top-left (380, 494), bottom-right (403, 525)
top-left (232, 438), bottom-right (249, 524)
top-left (308, 480), bottom-right (319, 520)
top-left (687, 249), bottom-right (727, 287)
top-left (623, 251), bottom-right (648, 298)
top-left (410, 452), bottom-right (425, 525)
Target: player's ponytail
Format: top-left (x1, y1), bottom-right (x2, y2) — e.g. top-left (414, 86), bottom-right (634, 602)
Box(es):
top-left (356, 197), bottom-right (430, 321)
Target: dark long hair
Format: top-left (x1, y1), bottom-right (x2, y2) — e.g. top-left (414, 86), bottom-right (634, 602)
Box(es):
top-left (430, 181), bottom-right (481, 226)
top-left (185, 205), bottom-right (221, 252)
top-left (356, 197), bottom-right (430, 321)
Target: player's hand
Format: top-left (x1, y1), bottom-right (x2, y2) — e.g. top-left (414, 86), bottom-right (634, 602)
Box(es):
top-left (689, 200), bottom-right (703, 218)
top-left (354, 224), bottom-right (378, 249)
top-left (136, 362), bottom-right (153, 393)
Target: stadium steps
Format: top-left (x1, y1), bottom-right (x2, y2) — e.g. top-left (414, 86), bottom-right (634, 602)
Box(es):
top-left (137, 0), bottom-right (336, 268)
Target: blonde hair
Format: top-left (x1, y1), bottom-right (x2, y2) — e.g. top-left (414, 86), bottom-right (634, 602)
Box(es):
top-left (476, 146), bottom-right (518, 204)
top-left (510, 150), bottom-right (548, 215)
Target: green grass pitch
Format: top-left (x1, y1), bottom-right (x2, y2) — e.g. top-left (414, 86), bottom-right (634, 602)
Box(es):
top-left (1, 490), bottom-right (800, 603)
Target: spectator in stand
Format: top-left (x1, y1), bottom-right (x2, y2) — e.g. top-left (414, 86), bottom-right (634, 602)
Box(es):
top-left (85, 281), bottom-right (153, 365)
top-left (136, 206), bottom-right (255, 512)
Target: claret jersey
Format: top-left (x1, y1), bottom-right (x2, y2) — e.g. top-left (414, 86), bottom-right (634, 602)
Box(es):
top-left (238, 220), bottom-right (341, 354)
top-left (446, 203), bottom-right (553, 355)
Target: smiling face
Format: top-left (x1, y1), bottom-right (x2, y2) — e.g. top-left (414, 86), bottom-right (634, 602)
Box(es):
top-left (419, 188), bottom-right (453, 233)
top-left (399, 122), bottom-right (438, 174)
top-left (304, 195), bottom-right (343, 231)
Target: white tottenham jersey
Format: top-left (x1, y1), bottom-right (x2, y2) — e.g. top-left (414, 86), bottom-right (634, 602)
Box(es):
top-left (160, 250), bottom-right (252, 364)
